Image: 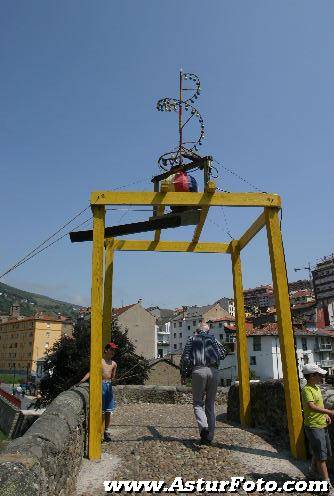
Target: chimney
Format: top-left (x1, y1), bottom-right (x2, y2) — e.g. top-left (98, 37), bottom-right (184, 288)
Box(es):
top-left (10, 302), bottom-right (20, 318)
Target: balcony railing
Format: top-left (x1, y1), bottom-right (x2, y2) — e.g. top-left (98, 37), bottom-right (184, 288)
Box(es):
top-left (315, 344), bottom-right (332, 351)
top-left (320, 360), bottom-right (334, 368)
top-left (157, 341), bottom-right (170, 346)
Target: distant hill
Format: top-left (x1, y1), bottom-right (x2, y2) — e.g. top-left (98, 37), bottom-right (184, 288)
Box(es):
top-left (0, 282), bottom-right (82, 319)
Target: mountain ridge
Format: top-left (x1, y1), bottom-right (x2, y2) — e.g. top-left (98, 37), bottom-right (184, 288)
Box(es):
top-left (0, 282), bottom-right (82, 319)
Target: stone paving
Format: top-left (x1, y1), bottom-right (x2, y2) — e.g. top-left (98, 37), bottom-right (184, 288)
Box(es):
top-left (76, 404), bottom-right (315, 496)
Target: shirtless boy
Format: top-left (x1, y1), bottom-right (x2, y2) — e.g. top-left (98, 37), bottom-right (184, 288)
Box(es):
top-left (79, 342), bottom-right (118, 442)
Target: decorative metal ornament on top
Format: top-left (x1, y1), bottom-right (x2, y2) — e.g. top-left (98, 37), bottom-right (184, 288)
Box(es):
top-left (156, 70), bottom-right (205, 171)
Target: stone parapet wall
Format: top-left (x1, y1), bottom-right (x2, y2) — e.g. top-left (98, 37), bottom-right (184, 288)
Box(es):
top-left (114, 385), bottom-right (228, 405)
top-left (0, 384), bottom-right (89, 496)
top-left (227, 380), bottom-right (334, 454)
top-left (227, 381), bottom-right (289, 444)
top-left (0, 395), bottom-right (21, 438)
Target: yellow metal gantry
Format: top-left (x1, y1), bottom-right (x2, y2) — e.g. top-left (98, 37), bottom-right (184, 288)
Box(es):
top-left (88, 185), bottom-right (306, 461)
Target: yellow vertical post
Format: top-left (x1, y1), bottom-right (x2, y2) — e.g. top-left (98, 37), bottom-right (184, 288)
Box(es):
top-left (89, 205), bottom-right (105, 460)
top-left (103, 238), bottom-right (114, 348)
top-left (265, 207), bottom-right (306, 459)
top-left (230, 240), bottom-right (251, 426)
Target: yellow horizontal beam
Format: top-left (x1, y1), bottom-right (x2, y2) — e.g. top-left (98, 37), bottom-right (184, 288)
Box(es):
top-left (91, 191), bottom-right (281, 208)
top-left (238, 211), bottom-right (266, 250)
top-left (113, 239), bottom-right (231, 253)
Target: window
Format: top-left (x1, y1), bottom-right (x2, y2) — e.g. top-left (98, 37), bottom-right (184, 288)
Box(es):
top-left (174, 333), bottom-right (176, 339)
top-left (178, 322), bottom-right (182, 327)
top-left (179, 342), bottom-right (183, 348)
top-left (173, 323), bottom-right (176, 328)
top-left (301, 337), bottom-right (307, 351)
top-left (253, 336), bottom-right (261, 351)
top-left (187, 326), bottom-right (190, 330)
top-left (173, 344), bottom-right (177, 350)
top-left (193, 320), bottom-right (196, 326)
top-left (250, 356), bottom-right (256, 365)
top-left (46, 332), bottom-right (50, 338)
top-left (219, 323), bottom-right (223, 328)
top-left (303, 354), bottom-right (309, 365)
top-left (179, 333), bottom-right (182, 338)
top-left (220, 334), bottom-right (224, 341)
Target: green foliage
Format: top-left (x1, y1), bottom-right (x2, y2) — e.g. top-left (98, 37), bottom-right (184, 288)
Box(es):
top-left (0, 374), bottom-right (26, 384)
top-left (40, 317), bottom-right (150, 404)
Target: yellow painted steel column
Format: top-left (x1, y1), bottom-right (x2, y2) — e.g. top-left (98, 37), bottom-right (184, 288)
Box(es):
top-left (265, 207), bottom-right (306, 459)
top-left (103, 238), bottom-right (115, 348)
top-left (89, 205), bottom-right (105, 460)
top-left (230, 240), bottom-right (251, 426)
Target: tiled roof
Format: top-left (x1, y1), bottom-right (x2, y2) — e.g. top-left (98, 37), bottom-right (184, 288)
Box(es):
top-left (147, 358), bottom-right (180, 369)
top-left (291, 301), bottom-right (316, 310)
top-left (0, 314), bottom-right (72, 325)
top-left (112, 304), bottom-right (137, 317)
top-left (207, 314), bottom-right (235, 323)
top-left (245, 323), bottom-right (334, 337)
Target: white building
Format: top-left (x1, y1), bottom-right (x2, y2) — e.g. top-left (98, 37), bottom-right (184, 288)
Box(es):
top-left (147, 307), bottom-right (175, 358)
top-left (208, 320), bottom-right (334, 386)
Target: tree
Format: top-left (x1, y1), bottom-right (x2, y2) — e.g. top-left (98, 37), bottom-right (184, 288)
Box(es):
top-left (40, 317), bottom-right (150, 404)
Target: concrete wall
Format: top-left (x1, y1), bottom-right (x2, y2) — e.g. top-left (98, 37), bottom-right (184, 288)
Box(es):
top-left (118, 304), bottom-right (156, 359)
top-left (145, 361), bottom-right (181, 386)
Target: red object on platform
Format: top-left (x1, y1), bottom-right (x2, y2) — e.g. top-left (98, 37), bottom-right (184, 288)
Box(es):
top-left (0, 387), bottom-right (21, 408)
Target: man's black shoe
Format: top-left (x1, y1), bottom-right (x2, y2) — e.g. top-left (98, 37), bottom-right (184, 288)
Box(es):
top-left (103, 431), bottom-right (112, 442)
top-left (200, 428), bottom-right (210, 444)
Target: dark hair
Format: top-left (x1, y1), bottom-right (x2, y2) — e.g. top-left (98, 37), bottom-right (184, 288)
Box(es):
top-left (104, 343), bottom-right (112, 351)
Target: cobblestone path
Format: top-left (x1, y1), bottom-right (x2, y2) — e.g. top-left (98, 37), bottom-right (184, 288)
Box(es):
top-left (76, 404), bottom-right (313, 495)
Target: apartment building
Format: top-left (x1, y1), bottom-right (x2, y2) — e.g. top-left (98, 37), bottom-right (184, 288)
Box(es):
top-left (169, 303), bottom-right (232, 352)
top-left (243, 285), bottom-right (275, 311)
top-left (0, 313), bottom-right (73, 375)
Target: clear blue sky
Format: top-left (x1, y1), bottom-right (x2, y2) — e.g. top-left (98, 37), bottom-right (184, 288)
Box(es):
top-left (0, 1), bottom-right (333, 309)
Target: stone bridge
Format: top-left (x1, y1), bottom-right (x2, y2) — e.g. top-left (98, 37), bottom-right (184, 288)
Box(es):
top-left (2, 382), bottom-right (333, 495)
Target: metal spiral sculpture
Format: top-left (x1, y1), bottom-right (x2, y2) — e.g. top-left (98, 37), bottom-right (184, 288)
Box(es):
top-left (156, 70), bottom-right (205, 171)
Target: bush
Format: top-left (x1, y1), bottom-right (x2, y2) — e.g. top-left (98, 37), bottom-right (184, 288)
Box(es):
top-left (40, 317), bottom-right (150, 404)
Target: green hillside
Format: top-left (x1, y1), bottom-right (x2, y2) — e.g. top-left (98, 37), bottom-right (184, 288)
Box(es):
top-left (0, 282), bottom-right (82, 319)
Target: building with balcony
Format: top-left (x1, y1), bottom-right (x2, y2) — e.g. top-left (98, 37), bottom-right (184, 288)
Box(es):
top-left (312, 255), bottom-right (334, 327)
top-left (147, 307), bottom-right (175, 358)
top-left (207, 322), bottom-right (334, 386)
